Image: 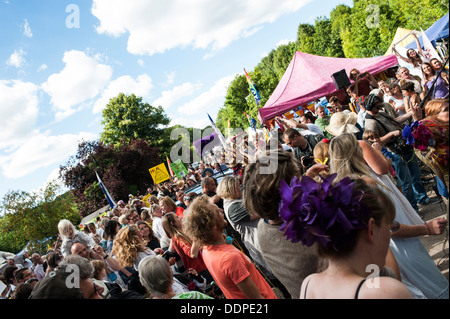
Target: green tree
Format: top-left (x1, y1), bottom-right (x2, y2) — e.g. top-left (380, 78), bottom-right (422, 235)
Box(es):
top-left (0, 182), bottom-right (80, 253)
top-left (101, 93), bottom-right (170, 147)
top-left (296, 23), bottom-right (316, 54)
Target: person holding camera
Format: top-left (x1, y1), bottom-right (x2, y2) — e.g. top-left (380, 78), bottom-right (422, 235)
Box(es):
top-left (280, 127), bottom-right (324, 173)
top-left (364, 94), bottom-right (439, 211)
top-left (276, 116), bottom-right (325, 173)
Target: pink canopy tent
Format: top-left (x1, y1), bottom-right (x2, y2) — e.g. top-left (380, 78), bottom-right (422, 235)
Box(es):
top-left (258, 51), bottom-right (399, 123)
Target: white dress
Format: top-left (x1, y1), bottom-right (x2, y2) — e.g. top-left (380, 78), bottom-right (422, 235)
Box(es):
top-left (371, 170), bottom-right (449, 299)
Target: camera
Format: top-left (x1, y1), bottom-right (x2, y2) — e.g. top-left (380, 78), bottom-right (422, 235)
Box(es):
top-left (302, 156), bottom-right (315, 168)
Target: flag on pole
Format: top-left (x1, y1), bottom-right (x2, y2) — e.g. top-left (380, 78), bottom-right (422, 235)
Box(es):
top-left (244, 112), bottom-right (257, 132)
top-left (207, 113), bottom-right (227, 148)
top-left (244, 68), bottom-right (261, 105)
top-left (95, 171), bottom-right (116, 209)
top-left (166, 157), bottom-right (174, 177)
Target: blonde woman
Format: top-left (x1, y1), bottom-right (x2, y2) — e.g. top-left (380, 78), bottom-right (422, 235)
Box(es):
top-left (111, 225), bottom-right (161, 271)
top-left (329, 133), bottom-right (448, 299)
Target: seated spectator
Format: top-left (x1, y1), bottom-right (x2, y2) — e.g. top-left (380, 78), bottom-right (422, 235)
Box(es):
top-left (183, 195), bottom-right (278, 299)
top-left (138, 255), bottom-right (213, 299)
top-left (136, 220), bottom-right (160, 251)
top-left (30, 255), bottom-right (105, 299)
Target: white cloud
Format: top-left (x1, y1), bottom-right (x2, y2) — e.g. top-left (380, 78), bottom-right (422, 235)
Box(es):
top-left (165, 71), bottom-right (176, 85)
top-left (0, 80), bottom-right (39, 149)
top-left (152, 82), bottom-right (202, 110)
top-left (177, 75), bottom-right (235, 115)
top-left (0, 131), bottom-right (97, 179)
top-left (37, 64), bottom-right (48, 72)
top-left (137, 58), bottom-right (144, 66)
top-left (170, 116), bottom-right (210, 129)
top-left (41, 50), bottom-right (113, 121)
top-left (6, 49), bottom-right (26, 68)
top-left (23, 19), bottom-right (33, 38)
top-left (91, 0), bottom-right (310, 56)
top-left (93, 74), bottom-right (153, 113)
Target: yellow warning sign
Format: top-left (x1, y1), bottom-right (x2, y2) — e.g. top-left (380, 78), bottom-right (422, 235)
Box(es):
top-left (149, 163), bottom-right (170, 184)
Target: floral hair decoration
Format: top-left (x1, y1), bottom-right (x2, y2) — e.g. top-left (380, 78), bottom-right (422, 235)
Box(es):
top-left (278, 173), bottom-right (370, 251)
top-left (402, 121), bottom-right (435, 152)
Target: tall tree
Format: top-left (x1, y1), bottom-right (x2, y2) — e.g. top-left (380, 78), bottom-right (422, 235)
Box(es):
top-left (101, 93), bottom-right (170, 147)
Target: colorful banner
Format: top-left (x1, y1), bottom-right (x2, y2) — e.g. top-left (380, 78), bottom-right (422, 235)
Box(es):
top-left (244, 68), bottom-right (261, 105)
top-left (170, 159), bottom-right (189, 179)
top-left (207, 113), bottom-right (227, 148)
top-left (96, 171), bottom-right (116, 209)
top-left (149, 163), bottom-right (170, 184)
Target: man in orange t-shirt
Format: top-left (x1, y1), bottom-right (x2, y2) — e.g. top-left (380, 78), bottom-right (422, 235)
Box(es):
top-left (182, 195), bottom-right (277, 299)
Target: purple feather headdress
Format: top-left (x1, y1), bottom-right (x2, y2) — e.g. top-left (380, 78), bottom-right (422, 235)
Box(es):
top-left (278, 173), bottom-right (370, 251)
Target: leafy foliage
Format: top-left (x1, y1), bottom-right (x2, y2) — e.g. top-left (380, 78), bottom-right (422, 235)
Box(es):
top-left (0, 182), bottom-right (80, 253)
top-left (101, 93), bottom-right (170, 147)
top-left (59, 138), bottom-right (161, 217)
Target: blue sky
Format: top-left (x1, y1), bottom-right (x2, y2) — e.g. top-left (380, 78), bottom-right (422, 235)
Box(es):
top-left (0, 0), bottom-right (353, 201)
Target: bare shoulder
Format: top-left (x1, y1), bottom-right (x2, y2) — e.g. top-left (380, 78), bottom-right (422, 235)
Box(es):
top-left (360, 277), bottom-right (413, 299)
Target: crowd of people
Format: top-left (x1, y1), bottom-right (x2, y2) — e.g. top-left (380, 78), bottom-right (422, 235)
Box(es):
top-left (1, 48), bottom-right (449, 300)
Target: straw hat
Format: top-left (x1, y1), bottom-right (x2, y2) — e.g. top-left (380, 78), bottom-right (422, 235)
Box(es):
top-left (326, 111), bottom-right (359, 137)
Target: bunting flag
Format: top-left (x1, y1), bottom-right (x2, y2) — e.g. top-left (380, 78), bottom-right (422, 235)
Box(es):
top-left (244, 68), bottom-right (261, 105)
top-left (304, 102), bottom-right (316, 113)
top-left (166, 156), bottom-right (174, 177)
top-left (207, 113), bottom-right (227, 148)
top-left (95, 171), bottom-right (116, 209)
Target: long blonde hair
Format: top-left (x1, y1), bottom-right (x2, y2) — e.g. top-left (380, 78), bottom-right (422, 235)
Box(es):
top-left (111, 225), bottom-right (147, 268)
top-left (329, 133), bottom-right (373, 180)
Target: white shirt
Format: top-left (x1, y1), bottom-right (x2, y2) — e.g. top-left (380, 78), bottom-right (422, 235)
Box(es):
top-left (299, 123), bottom-right (323, 136)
